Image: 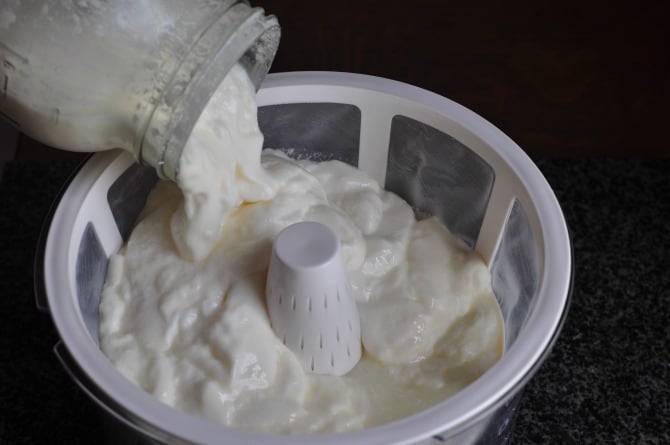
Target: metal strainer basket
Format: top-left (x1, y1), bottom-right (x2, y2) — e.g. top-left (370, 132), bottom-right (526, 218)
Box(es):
top-left (38, 72), bottom-right (572, 445)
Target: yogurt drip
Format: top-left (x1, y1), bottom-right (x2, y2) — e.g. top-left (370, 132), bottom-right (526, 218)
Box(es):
top-left (99, 64), bottom-right (504, 433)
top-left (171, 65), bottom-right (274, 261)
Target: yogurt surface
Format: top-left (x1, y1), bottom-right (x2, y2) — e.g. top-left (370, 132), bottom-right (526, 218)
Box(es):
top-left (99, 64), bottom-right (504, 433)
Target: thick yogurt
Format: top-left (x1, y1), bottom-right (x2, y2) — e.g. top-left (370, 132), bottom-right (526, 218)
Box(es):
top-left (99, 64), bottom-right (503, 433)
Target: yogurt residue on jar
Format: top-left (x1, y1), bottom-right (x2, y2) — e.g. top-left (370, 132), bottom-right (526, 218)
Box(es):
top-left (99, 64), bottom-right (504, 433)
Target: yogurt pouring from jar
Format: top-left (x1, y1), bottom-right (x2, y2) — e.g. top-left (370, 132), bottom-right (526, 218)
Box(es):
top-left (99, 64), bottom-right (504, 433)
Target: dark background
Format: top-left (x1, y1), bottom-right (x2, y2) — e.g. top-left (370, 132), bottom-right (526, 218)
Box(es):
top-left (1, 2), bottom-right (668, 444)
top-left (4, 0), bottom-right (668, 162)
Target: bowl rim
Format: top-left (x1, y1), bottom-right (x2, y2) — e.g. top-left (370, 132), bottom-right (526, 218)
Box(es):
top-left (42, 71), bottom-right (572, 445)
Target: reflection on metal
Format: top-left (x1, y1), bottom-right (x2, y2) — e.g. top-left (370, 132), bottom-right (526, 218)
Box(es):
top-left (76, 222), bottom-right (108, 346)
top-left (385, 115), bottom-right (495, 248)
top-left (491, 199), bottom-right (540, 347)
top-left (107, 164), bottom-right (158, 242)
top-left (258, 102), bottom-right (361, 166)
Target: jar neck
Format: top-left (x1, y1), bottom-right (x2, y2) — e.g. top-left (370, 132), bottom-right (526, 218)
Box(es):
top-left (136, 1), bottom-right (280, 181)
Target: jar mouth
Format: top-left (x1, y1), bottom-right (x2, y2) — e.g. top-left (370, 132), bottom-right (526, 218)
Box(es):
top-left (137, 3), bottom-right (280, 181)
top-left (237, 15), bottom-right (282, 90)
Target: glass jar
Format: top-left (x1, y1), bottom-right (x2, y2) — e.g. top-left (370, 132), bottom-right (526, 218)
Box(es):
top-left (0, 0), bottom-right (279, 180)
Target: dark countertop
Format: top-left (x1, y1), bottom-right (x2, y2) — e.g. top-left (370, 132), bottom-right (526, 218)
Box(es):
top-left (0, 158), bottom-right (668, 444)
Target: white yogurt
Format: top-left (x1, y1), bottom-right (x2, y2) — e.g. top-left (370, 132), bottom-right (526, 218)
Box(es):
top-left (99, 64), bottom-right (504, 433)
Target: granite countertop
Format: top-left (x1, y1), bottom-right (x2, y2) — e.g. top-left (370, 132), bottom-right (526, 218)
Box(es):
top-left (0, 158), bottom-right (668, 444)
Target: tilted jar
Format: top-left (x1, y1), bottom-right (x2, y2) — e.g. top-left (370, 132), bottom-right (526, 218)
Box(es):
top-left (0, 0), bottom-right (280, 180)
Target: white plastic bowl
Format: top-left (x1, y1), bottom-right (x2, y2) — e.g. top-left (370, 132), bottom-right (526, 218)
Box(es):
top-left (38, 72), bottom-right (572, 445)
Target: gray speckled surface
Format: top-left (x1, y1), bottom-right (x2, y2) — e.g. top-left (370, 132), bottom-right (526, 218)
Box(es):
top-left (0, 159), bottom-right (668, 444)
top-left (511, 159), bottom-right (670, 444)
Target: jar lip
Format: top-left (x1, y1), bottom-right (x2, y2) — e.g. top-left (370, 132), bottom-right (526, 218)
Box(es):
top-left (139, 4), bottom-right (280, 182)
top-left (44, 72), bottom-right (571, 444)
